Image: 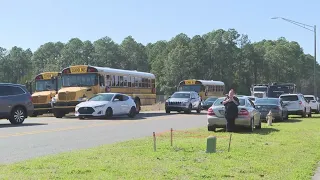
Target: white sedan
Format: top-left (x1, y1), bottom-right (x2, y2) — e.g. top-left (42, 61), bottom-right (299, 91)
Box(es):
top-left (75, 93), bottom-right (137, 119)
top-left (304, 95), bottom-right (320, 114)
top-left (207, 97), bottom-right (261, 132)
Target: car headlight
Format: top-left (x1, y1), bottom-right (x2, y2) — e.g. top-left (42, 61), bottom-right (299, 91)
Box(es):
top-left (94, 105), bottom-right (105, 109)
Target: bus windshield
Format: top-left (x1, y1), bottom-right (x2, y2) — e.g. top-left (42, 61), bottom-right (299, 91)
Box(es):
top-left (35, 80), bottom-right (57, 91)
top-left (179, 85), bottom-right (201, 92)
top-left (62, 73), bottom-right (97, 87)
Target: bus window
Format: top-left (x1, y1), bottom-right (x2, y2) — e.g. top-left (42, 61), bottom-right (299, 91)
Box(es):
top-left (119, 76), bottom-right (124, 86)
top-left (131, 77), bottom-right (135, 87)
top-left (99, 75), bottom-right (105, 86)
top-left (123, 76), bottom-right (128, 87)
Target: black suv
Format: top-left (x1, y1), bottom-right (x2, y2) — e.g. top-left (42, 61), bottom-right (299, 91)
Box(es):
top-left (0, 83), bottom-right (34, 124)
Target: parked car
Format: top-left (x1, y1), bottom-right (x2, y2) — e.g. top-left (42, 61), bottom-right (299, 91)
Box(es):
top-left (279, 94), bottom-right (312, 118)
top-left (75, 93), bottom-right (137, 119)
top-left (165, 91), bottom-right (202, 114)
top-left (201, 96), bottom-right (218, 110)
top-left (207, 97), bottom-right (261, 132)
top-left (243, 96), bottom-right (256, 103)
top-left (0, 83), bottom-right (34, 124)
top-left (304, 95), bottom-right (319, 114)
top-left (254, 98), bottom-right (288, 121)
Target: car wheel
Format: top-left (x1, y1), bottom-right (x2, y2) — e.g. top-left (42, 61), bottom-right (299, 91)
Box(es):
top-left (284, 112), bottom-right (289, 120)
top-left (308, 109), bottom-right (312, 117)
top-left (255, 120), bottom-right (262, 129)
top-left (301, 109), bottom-right (306, 118)
top-left (105, 107), bottom-right (113, 119)
top-left (9, 107), bottom-right (26, 125)
top-left (208, 125), bottom-right (216, 132)
top-left (248, 118), bottom-right (254, 132)
top-left (316, 108), bottom-right (320, 114)
top-left (279, 112), bottom-right (284, 122)
top-left (184, 104), bottom-right (192, 114)
top-left (196, 104), bottom-right (201, 113)
top-left (135, 100), bottom-right (141, 114)
top-left (128, 106), bottom-right (136, 118)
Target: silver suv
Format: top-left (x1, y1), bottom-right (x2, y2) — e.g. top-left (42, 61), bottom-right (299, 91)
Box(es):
top-left (165, 91), bottom-right (202, 114)
top-left (0, 83), bottom-right (34, 124)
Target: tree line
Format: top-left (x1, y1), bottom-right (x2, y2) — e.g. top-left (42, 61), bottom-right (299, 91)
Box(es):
top-left (0, 28), bottom-right (318, 95)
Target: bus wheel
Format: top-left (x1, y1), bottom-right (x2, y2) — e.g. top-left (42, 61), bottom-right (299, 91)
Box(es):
top-left (135, 99), bottom-right (141, 114)
top-left (54, 111), bottom-right (64, 118)
top-left (30, 112), bottom-right (38, 117)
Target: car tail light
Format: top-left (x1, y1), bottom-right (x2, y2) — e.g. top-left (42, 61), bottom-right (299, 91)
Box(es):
top-left (238, 108), bottom-right (249, 116)
top-left (299, 101), bottom-right (302, 105)
top-left (207, 107), bottom-right (215, 116)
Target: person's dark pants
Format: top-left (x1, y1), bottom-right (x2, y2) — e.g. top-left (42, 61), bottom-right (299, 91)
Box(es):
top-left (226, 117), bottom-right (236, 132)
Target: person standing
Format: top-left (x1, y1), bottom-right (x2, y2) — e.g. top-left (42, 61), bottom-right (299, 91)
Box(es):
top-left (222, 89), bottom-right (239, 132)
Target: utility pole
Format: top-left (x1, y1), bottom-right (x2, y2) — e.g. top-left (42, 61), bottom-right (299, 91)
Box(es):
top-left (271, 17), bottom-right (317, 97)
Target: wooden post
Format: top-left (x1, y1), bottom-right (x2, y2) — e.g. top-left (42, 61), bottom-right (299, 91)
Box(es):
top-left (228, 133), bottom-right (232, 152)
top-left (170, 128), bottom-right (173, 146)
top-left (153, 132), bottom-right (156, 151)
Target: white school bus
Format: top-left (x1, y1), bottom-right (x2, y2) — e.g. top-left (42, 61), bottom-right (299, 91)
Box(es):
top-left (178, 79), bottom-right (225, 100)
top-left (51, 65), bottom-right (156, 118)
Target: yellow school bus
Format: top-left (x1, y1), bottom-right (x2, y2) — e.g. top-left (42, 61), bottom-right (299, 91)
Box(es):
top-left (51, 65), bottom-right (156, 118)
top-left (30, 72), bottom-right (62, 117)
top-left (178, 79), bottom-right (225, 100)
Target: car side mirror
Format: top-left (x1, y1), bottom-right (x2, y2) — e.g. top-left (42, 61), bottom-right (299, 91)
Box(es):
top-left (113, 98), bottom-right (119, 102)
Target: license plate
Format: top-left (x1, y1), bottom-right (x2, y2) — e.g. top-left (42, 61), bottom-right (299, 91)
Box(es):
top-left (219, 110), bottom-right (225, 114)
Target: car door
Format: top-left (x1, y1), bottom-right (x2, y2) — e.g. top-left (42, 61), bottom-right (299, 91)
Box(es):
top-left (301, 95), bottom-right (311, 113)
top-left (248, 99), bottom-right (260, 122)
top-left (111, 94), bottom-right (122, 115)
top-left (192, 93), bottom-right (200, 108)
top-left (190, 93), bottom-right (195, 108)
top-left (280, 100), bottom-right (288, 117)
top-left (120, 95), bottom-right (130, 114)
top-left (0, 86), bottom-right (10, 116)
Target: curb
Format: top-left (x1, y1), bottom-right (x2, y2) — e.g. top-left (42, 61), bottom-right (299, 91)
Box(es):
top-left (313, 162), bottom-right (320, 180)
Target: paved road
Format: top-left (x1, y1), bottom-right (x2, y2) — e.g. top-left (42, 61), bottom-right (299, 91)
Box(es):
top-left (0, 111), bottom-right (207, 164)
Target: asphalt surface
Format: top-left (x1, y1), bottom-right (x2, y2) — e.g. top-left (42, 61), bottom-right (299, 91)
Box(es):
top-left (0, 111), bottom-right (207, 164)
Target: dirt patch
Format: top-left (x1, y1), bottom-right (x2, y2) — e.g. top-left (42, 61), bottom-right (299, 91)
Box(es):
top-left (141, 102), bottom-right (165, 112)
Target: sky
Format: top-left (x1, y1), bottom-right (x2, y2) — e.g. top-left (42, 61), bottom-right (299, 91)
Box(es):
top-left (0, 0), bottom-right (319, 59)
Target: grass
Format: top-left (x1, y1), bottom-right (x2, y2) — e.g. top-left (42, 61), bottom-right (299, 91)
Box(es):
top-left (1, 116), bottom-right (320, 180)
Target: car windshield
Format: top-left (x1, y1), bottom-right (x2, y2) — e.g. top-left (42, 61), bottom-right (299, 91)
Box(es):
top-left (253, 92), bottom-right (264, 98)
top-left (178, 85), bottom-right (201, 93)
top-left (253, 87), bottom-right (267, 92)
top-left (213, 98), bottom-right (245, 106)
top-left (255, 98), bottom-right (279, 105)
top-left (304, 96), bottom-right (314, 101)
top-left (280, 95), bottom-right (298, 101)
top-left (62, 73), bottom-right (97, 87)
top-left (205, 97), bottom-right (218, 102)
top-left (171, 93), bottom-right (190, 98)
top-left (35, 80), bottom-right (56, 91)
top-left (89, 94), bottom-right (114, 101)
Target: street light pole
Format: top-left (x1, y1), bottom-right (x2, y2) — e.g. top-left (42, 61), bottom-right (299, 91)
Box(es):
top-left (271, 17), bottom-right (317, 97)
